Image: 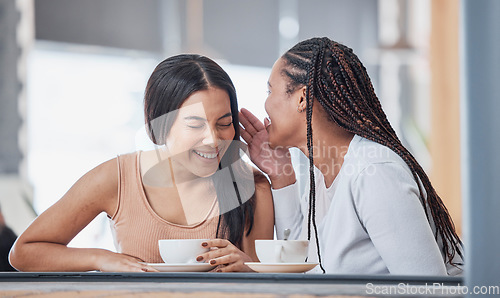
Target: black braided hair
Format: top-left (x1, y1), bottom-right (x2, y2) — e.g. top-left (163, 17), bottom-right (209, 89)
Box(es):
top-left (281, 37), bottom-right (463, 273)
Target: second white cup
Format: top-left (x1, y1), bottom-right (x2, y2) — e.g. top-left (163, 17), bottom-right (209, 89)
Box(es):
top-left (255, 240), bottom-right (308, 263)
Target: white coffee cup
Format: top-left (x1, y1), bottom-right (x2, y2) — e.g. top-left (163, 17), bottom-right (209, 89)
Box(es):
top-left (158, 239), bottom-right (210, 264)
top-left (255, 240), bottom-right (309, 263)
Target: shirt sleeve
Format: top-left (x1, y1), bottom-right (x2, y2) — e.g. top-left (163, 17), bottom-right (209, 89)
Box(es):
top-left (352, 162), bottom-right (448, 275)
top-left (271, 182), bottom-right (303, 240)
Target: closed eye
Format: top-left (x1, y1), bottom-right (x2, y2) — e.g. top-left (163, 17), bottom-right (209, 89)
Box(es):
top-left (218, 123), bottom-right (233, 127)
top-left (187, 123), bottom-right (205, 129)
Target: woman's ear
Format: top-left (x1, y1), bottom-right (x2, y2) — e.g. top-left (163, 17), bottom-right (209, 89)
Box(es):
top-left (296, 86), bottom-right (307, 113)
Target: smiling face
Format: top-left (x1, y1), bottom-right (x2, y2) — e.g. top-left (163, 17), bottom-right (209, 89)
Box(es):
top-left (264, 58), bottom-right (307, 148)
top-left (165, 87), bottom-right (235, 178)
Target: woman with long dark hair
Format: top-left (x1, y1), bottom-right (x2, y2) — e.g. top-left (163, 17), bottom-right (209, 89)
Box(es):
top-left (10, 54), bottom-right (274, 272)
top-left (240, 37), bottom-right (463, 275)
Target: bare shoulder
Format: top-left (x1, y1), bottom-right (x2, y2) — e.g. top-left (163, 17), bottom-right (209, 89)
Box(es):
top-left (64, 156), bottom-right (120, 216)
top-left (83, 157), bottom-right (119, 193)
top-left (89, 156), bottom-right (119, 178)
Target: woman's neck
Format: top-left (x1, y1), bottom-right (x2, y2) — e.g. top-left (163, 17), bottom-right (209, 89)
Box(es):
top-left (299, 118), bottom-right (354, 188)
top-left (141, 148), bottom-right (212, 189)
top-left (140, 150), bottom-right (216, 225)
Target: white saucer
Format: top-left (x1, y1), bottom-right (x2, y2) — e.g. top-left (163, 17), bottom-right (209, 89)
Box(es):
top-left (244, 262), bottom-right (318, 273)
top-left (140, 262), bottom-right (214, 272)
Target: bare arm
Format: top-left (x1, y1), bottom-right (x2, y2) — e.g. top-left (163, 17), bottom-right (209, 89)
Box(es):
top-left (241, 172), bottom-right (274, 261)
top-left (9, 157), bottom-right (156, 272)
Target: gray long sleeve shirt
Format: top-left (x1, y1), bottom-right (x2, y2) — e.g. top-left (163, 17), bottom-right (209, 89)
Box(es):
top-left (272, 135), bottom-right (463, 275)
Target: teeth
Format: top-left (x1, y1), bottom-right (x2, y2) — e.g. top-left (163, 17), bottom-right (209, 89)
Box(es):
top-left (194, 150), bottom-right (218, 159)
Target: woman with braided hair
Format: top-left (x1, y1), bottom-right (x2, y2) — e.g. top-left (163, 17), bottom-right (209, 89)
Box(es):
top-left (239, 37), bottom-right (463, 275)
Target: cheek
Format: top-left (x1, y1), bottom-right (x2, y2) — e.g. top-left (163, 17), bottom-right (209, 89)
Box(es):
top-left (218, 128), bottom-right (235, 149)
top-left (264, 97), bottom-right (270, 112)
top-left (223, 127), bottom-right (236, 140)
top-left (266, 95), bottom-right (291, 124)
top-left (218, 127), bottom-right (235, 153)
top-left (266, 94), bottom-right (293, 117)
top-left (167, 130), bottom-right (200, 155)
top-left (264, 96), bottom-right (276, 113)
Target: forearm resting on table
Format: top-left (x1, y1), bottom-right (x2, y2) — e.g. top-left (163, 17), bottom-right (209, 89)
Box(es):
top-left (10, 242), bottom-right (110, 272)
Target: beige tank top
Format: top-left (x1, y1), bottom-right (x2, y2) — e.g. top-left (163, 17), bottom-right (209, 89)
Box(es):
top-left (110, 152), bottom-right (220, 263)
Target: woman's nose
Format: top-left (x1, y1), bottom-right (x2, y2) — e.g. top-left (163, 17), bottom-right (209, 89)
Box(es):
top-left (202, 127), bottom-right (218, 147)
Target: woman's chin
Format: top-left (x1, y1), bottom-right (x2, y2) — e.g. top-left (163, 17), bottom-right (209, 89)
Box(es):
top-left (191, 165), bottom-right (219, 178)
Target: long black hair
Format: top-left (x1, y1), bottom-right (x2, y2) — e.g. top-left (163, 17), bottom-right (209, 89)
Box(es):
top-left (144, 54), bottom-right (255, 248)
top-left (281, 37), bottom-right (463, 272)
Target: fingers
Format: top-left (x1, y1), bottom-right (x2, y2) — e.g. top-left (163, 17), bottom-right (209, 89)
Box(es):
top-left (97, 252), bottom-right (160, 273)
top-left (111, 261), bottom-right (151, 273)
top-left (264, 117), bottom-right (270, 128)
top-left (196, 239), bottom-right (238, 264)
top-left (213, 256), bottom-right (253, 272)
top-left (204, 251), bottom-right (242, 271)
top-left (142, 266), bottom-right (160, 272)
top-left (239, 124), bottom-right (253, 144)
top-left (239, 109), bottom-right (265, 134)
top-left (240, 108), bottom-right (263, 127)
top-left (209, 254), bottom-right (236, 268)
top-left (125, 259), bottom-right (150, 272)
top-left (217, 262), bottom-right (251, 272)
top-left (203, 239), bottom-right (230, 248)
top-left (239, 112), bottom-right (258, 136)
top-left (138, 262), bottom-right (160, 272)
top-left (120, 254), bottom-right (158, 272)
top-left (129, 260), bottom-right (159, 272)
top-left (194, 239), bottom-right (252, 272)
top-left (201, 247), bottom-right (230, 264)
top-left (196, 239), bottom-right (230, 262)
top-left (123, 253), bottom-right (145, 262)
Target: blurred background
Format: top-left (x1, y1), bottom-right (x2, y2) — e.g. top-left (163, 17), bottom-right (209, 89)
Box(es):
top-left (0, 0), bottom-right (461, 252)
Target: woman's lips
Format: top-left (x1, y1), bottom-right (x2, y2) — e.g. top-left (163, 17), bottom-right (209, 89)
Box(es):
top-left (193, 149), bottom-right (218, 159)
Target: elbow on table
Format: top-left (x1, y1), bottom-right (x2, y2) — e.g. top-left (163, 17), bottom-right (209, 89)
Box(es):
top-left (8, 239), bottom-right (30, 272)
